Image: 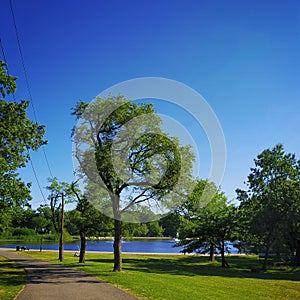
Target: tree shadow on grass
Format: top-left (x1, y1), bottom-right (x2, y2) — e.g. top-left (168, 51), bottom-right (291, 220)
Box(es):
top-left (87, 255), bottom-right (300, 281)
top-left (0, 262), bottom-right (25, 286)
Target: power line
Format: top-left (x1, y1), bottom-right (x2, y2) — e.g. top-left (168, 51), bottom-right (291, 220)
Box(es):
top-left (1, 37), bottom-right (47, 203)
top-left (9, 0), bottom-right (37, 118)
top-left (28, 152), bottom-right (48, 204)
top-left (1, 35), bottom-right (47, 204)
top-left (0, 38), bottom-right (8, 65)
top-left (9, 0), bottom-right (54, 179)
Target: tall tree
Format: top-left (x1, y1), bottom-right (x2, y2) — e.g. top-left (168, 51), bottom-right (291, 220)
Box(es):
top-left (0, 60), bottom-right (46, 210)
top-left (177, 179), bottom-right (237, 267)
top-left (72, 96), bottom-right (194, 271)
top-left (237, 144), bottom-right (300, 270)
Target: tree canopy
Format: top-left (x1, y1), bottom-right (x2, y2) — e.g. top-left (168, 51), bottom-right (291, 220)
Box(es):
top-left (0, 60), bottom-right (46, 210)
top-left (176, 179), bottom-right (237, 267)
top-left (237, 144), bottom-right (300, 269)
top-left (72, 95), bottom-right (195, 271)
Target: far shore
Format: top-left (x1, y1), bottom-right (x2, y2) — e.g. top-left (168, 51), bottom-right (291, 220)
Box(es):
top-left (0, 248), bottom-right (247, 257)
top-left (0, 236), bottom-right (175, 242)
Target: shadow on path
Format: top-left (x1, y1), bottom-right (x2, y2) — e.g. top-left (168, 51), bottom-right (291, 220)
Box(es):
top-left (0, 250), bottom-right (138, 300)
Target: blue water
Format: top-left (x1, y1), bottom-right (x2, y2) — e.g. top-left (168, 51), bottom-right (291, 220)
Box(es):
top-left (0, 239), bottom-right (184, 254)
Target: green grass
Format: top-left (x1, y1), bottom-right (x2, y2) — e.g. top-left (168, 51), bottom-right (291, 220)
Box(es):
top-left (0, 256), bottom-right (26, 300)
top-left (15, 252), bottom-right (300, 300)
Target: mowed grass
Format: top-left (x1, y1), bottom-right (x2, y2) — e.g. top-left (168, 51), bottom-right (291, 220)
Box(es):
top-left (16, 251), bottom-right (300, 300)
top-left (0, 256), bottom-right (25, 300)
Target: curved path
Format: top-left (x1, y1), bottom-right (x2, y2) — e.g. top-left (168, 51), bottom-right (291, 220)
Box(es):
top-left (0, 250), bottom-right (138, 300)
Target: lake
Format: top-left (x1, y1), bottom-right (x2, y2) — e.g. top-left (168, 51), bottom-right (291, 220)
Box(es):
top-left (0, 239), bottom-right (184, 254)
top-left (0, 239), bottom-right (239, 254)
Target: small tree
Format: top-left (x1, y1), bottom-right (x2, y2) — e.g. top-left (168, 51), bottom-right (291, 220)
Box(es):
top-left (70, 181), bottom-right (113, 263)
top-left (177, 179), bottom-right (237, 267)
top-left (46, 178), bottom-right (74, 261)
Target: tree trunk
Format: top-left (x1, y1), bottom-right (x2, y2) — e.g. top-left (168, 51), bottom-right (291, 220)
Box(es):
top-left (262, 243), bottom-right (270, 271)
top-left (59, 193), bottom-right (64, 262)
top-left (221, 239), bottom-right (229, 268)
top-left (79, 230), bottom-right (86, 263)
top-left (261, 230), bottom-right (274, 271)
top-left (209, 244), bottom-right (215, 262)
top-left (113, 218), bottom-right (122, 272)
top-left (294, 238), bottom-right (300, 266)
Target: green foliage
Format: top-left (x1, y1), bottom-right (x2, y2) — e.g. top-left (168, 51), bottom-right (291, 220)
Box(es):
top-left (177, 179), bottom-right (237, 263)
top-left (0, 61), bottom-right (16, 97)
top-left (0, 60), bottom-right (46, 210)
top-left (237, 144), bottom-right (300, 267)
top-left (0, 204), bottom-right (56, 240)
top-left (159, 213), bottom-right (182, 237)
top-left (46, 178), bottom-right (76, 233)
top-left (72, 95), bottom-right (194, 221)
top-left (11, 227), bottom-right (36, 237)
top-left (72, 95), bottom-right (195, 270)
top-left (122, 221), bottom-right (163, 238)
top-left (146, 221), bottom-right (164, 237)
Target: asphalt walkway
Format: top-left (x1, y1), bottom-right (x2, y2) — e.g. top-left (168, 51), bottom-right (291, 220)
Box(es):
top-left (0, 250), bottom-right (138, 300)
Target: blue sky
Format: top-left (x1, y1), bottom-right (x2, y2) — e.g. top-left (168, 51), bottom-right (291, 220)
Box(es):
top-left (1, 0), bottom-right (300, 208)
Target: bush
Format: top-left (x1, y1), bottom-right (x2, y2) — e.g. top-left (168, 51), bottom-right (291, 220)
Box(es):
top-left (11, 227), bottom-right (36, 236)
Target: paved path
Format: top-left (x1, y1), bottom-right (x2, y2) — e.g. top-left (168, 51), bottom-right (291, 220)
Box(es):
top-left (0, 250), bottom-right (138, 300)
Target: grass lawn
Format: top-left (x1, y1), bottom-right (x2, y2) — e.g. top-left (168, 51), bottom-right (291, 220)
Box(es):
top-left (0, 256), bottom-right (26, 300)
top-left (15, 251), bottom-right (300, 300)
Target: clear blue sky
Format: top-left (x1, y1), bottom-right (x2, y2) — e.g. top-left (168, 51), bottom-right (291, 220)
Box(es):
top-left (1, 0), bottom-right (300, 208)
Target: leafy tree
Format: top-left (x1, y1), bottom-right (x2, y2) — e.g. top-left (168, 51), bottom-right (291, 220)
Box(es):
top-left (146, 221), bottom-right (163, 237)
top-left (237, 144), bottom-right (300, 269)
top-left (122, 221), bottom-right (163, 237)
top-left (0, 208), bottom-right (12, 235)
top-left (159, 213), bottom-right (182, 238)
top-left (11, 206), bottom-right (36, 229)
top-left (1, 205), bottom-right (52, 237)
top-left (72, 96), bottom-right (194, 271)
top-left (177, 179), bottom-right (237, 267)
top-left (284, 190), bottom-right (300, 265)
top-left (70, 181), bottom-right (113, 263)
top-left (0, 61), bottom-right (16, 98)
top-left (122, 222), bottom-right (148, 237)
top-left (0, 59), bottom-right (46, 232)
top-left (46, 178), bottom-right (75, 261)
top-left (11, 227), bottom-right (36, 237)
top-left (0, 60), bottom-right (46, 211)
top-left (35, 205), bottom-right (54, 234)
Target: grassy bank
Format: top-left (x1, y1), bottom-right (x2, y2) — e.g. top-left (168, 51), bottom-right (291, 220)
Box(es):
top-left (0, 256), bottom-right (25, 300)
top-left (17, 251), bottom-right (300, 300)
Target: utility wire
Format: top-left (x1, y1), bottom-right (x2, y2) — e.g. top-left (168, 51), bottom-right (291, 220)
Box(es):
top-left (0, 35), bottom-right (47, 204)
top-left (28, 157), bottom-right (48, 203)
top-left (9, 0), bottom-right (54, 179)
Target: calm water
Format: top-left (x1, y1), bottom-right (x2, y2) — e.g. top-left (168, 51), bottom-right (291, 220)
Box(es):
top-left (0, 239), bottom-right (239, 254)
top-left (0, 239), bottom-right (184, 253)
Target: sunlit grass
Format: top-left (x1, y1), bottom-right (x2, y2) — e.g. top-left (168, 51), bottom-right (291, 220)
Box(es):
top-left (0, 256), bottom-right (25, 300)
top-left (16, 251), bottom-right (300, 299)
